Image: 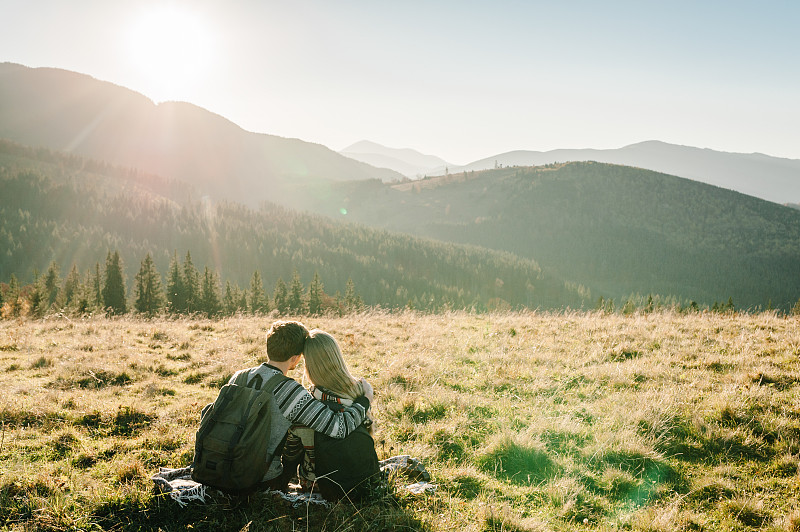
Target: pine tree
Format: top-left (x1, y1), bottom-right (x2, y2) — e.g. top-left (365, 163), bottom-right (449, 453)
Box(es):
top-left (8, 274), bottom-right (20, 315)
top-left (166, 251), bottom-right (186, 313)
top-left (596, 296), bottom-right (605, 311)
top-left (61, 264), bottom-right (81, 309)
top-left (645, 294), bottom-right (654, 313)
top-left (223, 281), bottom-right (238, 316)
top-left (344, 278), bottom-right (361, 312)
top-left (183, 251), bottom-right (200, 313)
top-left (273, 277), bottom-right (288, 314)
top-left (237, 290), bottom-right (249, 313)
top-left (75, 268), bottom-right (95, 315)
top-left (2, 274), bottom-right (20, 317)
top-left (134, 253), bottom-right (166, 316)
top-left (307, 271), bottom-right (324, 315)
top-left (102, 250), bottom-right (127, 315)
top-left (249, 270), bottom-right (269, 314)
top-left (725, 297), bottom-right (735, 312)
top-left (200, 266), bottom-right (221, 317)
top-left (288, 270), bottom-right (305, 314)
top-left (29, 270), bottom-right (46, 318)
top-left (90, 263), bottom-right (103, 309)
top-left (43, 260), bottom-right (61, 310)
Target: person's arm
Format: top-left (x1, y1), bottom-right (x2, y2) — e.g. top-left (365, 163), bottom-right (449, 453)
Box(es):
top-left (273, 379), bottom-right (370, 439)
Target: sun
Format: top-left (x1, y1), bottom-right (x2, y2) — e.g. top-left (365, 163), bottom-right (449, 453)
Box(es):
top-left (123, 5), bottom-right (216, 102)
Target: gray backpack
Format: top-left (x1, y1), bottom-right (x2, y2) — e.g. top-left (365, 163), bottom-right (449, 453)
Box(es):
top-left (191, 368), bottom-right (291, 492)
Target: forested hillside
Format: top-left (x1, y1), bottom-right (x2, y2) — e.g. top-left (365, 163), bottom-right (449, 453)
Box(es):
top-left (318, 162), bottom-right (800, 310)
top-left (0, 149), bottom-right (586, 312)
top-left (0, 139), bottom-right (184, 200)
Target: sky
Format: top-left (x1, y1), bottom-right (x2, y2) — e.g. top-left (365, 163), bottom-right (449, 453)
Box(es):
top-left (2, 0), bottom-right (799, 165)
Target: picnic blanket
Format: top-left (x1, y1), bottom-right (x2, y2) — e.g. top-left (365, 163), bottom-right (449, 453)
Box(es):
top-left (152, 455), bottom-right (435, 507)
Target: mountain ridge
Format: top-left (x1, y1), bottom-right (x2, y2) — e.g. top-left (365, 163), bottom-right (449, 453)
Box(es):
top-left (436, 140), bottom-right (800, 204)
top-left (0, 63), bottom-right (402, 208)
top-left (343, 138), bottom-right (800, 204)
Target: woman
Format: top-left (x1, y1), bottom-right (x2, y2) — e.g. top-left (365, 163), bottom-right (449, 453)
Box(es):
top-left (281, 329), bottom-right (379, 498)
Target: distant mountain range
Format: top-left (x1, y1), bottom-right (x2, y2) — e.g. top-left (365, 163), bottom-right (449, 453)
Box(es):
top-left (348, 139), bottom-right (800, 205)
top-left (5, 62), bottom-right (799, 208)
top-left (0, 63), bottom-right (401, 208)
top-left (339, 140), bottom-right (451, 178)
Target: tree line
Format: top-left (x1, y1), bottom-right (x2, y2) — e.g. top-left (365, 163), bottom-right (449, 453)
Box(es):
top-left (6, 254), bottom-right (781, 318)
top-left (0, 250), bottom-right (363, 319)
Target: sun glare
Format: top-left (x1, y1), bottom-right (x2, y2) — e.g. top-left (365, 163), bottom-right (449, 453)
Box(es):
top-left (124, 5), bottom-right (216, 102)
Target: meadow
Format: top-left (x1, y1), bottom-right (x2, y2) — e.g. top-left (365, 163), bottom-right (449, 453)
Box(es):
top-left (1, 310), bottom-right (799, 531)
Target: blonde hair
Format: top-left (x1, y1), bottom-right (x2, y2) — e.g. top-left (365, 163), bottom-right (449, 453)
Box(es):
top-left (303, 330), bottom-right (364, 400)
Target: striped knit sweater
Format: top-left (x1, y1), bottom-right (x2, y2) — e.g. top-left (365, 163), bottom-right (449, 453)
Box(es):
top-left (231, 363), bottom-right (369, 439)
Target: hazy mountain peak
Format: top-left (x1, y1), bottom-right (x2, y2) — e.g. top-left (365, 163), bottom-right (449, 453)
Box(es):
top-left (341, 140), bottom-right (391, 153)
top-left (340, 140), bottom-right (452, 178)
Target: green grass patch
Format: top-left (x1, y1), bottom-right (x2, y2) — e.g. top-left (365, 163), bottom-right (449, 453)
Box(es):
top-left (390, 398), bottom-right (449, 424)
top-left (182, 372), bottom-right (207, 385)
top-left (477, 434), bottom-right (560, 485)
top-left (112, 406), bottom-right (155, 436)
top-left (30, 355), bottom-right (52, 369)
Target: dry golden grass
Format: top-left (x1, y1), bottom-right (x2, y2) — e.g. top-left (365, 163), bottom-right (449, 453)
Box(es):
top-left (1, 310), bottom-right (799, 531)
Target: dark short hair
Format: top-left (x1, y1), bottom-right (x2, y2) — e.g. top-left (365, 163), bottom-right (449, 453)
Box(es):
top-left (266, 320), bottom-right (309, 362)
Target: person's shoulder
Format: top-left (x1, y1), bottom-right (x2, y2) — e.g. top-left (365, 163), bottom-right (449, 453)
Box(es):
top-left (230, 363), bottom-right (285, 384)
top-left (253, 363), bottom-right (288, 380)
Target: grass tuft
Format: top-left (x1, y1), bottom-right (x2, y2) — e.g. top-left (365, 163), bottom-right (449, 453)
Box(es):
top-left (48, 430), bottom-right (80, 459)
top-left (443, 473), bottom-right (485, 499)
top-left (428, 428), bottom-right (466, 462)
top-left (724, 496), bottom-right (770, 528)
top-left (116, 459), bottom-right (146, 483)
top-left (183, 372), bottom-right (207, 385)
top-left (767, 453), bottom-right (800, 477)
top-left (151, 330), bottom-right (170, 342)
top-left (687, 476), bottom-right (736, 505)
top-left (390, 397), bottom-right (449, 424)
top-left (781, 509), bottom-right (800, 532)
top-left (30, 355), bottom-right (52, 369)
top-left (112, 406), bottom-right (155, 436)
top-left (50, 369), bottom-right (134, 389)
top-left (477, 434), bottom-right (559, 484)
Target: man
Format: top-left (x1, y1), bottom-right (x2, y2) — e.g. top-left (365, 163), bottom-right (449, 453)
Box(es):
top-left (232, 320), bottom-right (373, 486)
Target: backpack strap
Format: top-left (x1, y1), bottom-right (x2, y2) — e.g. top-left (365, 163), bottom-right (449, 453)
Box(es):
top-left (263, 372), bottom-right (290, 393)
top-left (231, 368), bottom-right (251, 387)
top-left (231, 367), bottom-right (289, 391)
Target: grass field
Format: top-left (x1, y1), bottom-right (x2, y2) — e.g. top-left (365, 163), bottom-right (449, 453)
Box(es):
top-left (1, 310), bottom-right (799, 531)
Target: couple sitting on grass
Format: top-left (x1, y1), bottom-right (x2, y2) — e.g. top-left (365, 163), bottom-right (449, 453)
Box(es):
top-left (222, 320), bottom-right (379, 500)
top-left (183, 319), bottom-right (430, 504)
